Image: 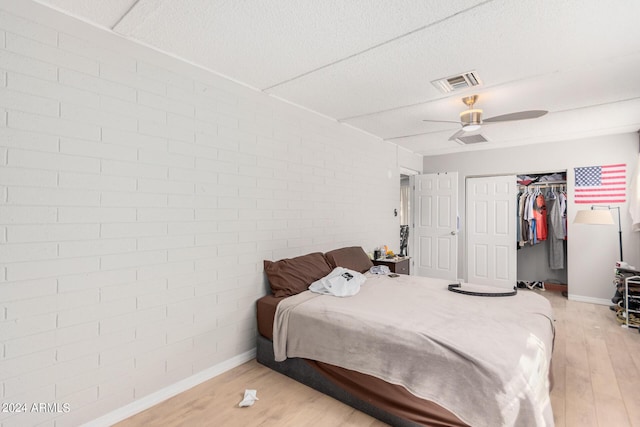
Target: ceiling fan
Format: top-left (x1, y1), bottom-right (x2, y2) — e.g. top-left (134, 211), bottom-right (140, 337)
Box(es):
top-left (423, 95), bottom-right (548, 141)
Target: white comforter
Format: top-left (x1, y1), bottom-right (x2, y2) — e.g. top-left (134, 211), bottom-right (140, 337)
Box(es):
top-left (273, 274), bottom-right (555, 427)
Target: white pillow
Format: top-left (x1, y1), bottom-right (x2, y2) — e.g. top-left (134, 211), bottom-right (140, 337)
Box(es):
top-left (308, 267), bottom-right (365, 297)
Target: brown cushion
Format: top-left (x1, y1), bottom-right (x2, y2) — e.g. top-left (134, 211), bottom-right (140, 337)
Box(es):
top-left (325, 246), bottom-right (373, 273)
top-left (264, 252), bottom-right (333, 297)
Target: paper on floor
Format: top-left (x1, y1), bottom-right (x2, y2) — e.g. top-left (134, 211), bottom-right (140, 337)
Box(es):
top-left (238, 389), bottom-right (258, 407)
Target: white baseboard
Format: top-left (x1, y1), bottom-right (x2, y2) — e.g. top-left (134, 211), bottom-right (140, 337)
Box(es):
top-left (82, 348), bottom-right (257, 427)
top-left (567, 294), bottom-right (611, 306)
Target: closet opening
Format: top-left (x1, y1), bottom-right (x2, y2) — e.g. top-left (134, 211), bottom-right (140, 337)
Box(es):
top-left (517, 171), bottom-right (568, 294)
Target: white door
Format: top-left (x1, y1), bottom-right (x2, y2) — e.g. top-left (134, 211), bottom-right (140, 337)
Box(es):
top-left (466, 176), bottom-right (516, 289)
top-left (412, 172), bottom-right (458, 280)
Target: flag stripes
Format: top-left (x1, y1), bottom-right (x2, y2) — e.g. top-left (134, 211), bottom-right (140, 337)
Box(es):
top-left (574, 163), bottom-right (626, 204)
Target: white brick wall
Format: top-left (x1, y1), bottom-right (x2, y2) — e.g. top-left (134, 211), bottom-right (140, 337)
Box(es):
top-left (0, 3), bottom-right (416, 426)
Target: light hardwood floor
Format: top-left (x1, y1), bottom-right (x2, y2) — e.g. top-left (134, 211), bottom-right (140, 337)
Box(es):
top-left (115, 291), bottom-right (640, 427)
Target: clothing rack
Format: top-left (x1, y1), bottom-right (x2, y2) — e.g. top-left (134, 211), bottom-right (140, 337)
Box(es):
top-left (517, 179), bottom-right (567, 264)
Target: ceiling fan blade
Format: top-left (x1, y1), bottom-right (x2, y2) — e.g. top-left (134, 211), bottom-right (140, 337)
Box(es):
top-left (423, 119), bottom-right (461, 124)
top-left (448, 129), bottom-right (466, 141)
top-left (483, 110), bottom-right (548, 123)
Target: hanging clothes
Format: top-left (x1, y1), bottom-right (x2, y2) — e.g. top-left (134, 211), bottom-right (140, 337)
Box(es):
top-left (517, 190), bottom-right (529, 246)
top-left (526, 189), bottom-right (537, 245)
top-left (517, 188), bottom-right (541, 246)
top-left (547, 188), bottom-right (565, 269)
top-left (559, 191), bottom-right (567, 239)
top-left (533, 192), bottom-right (547, 241)
top-left (517, 179), bottom-right (566, 247)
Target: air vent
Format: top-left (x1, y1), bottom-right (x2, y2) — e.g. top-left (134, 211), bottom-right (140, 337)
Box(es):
top-left (454, 134), bottom-right (488, 145)
top-left (431, 71), bottom-right (482, 93)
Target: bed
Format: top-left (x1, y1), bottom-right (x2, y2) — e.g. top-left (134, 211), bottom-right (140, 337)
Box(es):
top-left (256, 247), bottom-right (555, 427)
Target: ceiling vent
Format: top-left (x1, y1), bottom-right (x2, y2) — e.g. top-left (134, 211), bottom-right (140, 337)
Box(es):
top-left (454, 133), bottom-right (488, 145)
top-left (432, 71), bottom-right (482, 93)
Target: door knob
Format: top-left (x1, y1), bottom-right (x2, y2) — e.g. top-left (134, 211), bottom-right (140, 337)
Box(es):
top-left (450, 231), bottom-right (457, 235)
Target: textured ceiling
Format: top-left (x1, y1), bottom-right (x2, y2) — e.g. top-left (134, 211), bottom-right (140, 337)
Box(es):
top-left (35, 0), bottom-right (640, 155)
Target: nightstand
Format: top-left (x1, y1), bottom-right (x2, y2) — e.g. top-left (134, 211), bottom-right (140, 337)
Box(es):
top-left (372, 257), bottom-right (410, 275)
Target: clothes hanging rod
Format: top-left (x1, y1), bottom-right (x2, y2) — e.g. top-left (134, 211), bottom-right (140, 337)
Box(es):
top-left (518, 181), bottom-right (566, 188)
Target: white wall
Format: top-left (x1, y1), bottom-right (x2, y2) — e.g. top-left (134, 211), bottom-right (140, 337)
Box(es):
top-left (423, 133), bottom-right (640, 304)
top-left (397, 145), bottom-right (423, 174)
top-left (0, 2), bottom-right (418, 426)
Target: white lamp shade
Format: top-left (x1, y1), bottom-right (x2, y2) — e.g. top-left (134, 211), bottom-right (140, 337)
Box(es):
top-left (573, 209), bottom-right (615, 225)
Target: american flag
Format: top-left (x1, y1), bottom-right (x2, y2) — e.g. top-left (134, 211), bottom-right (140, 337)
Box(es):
top-left (574, 164), bottom-right (626, 204)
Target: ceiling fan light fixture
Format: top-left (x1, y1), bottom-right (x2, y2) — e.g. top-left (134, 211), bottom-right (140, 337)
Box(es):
top-left (460, 108), bottom-right (482, 131)
top-left (462, 123), bottom-right (481, 132)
